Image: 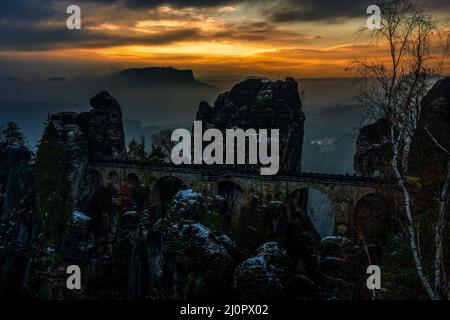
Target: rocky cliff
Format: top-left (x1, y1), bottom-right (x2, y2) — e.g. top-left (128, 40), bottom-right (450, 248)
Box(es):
top-left (354, 118), bottom-right (391, 177)
top-left (0, 92), bottom-right (129, 298)
top-left (355, 76), bottom-right (450, 179)
top-left (196, 77), bottom-right (305, 175)
top-left (0, 145), bottom-right (33, 220)
top-left (0, 144), bottom-right (36, 296)
top-left (409, 76), bottom-right (450, 177)
top-left (50, 91), bottom-right (127, 207)
top-left (51, 91), bottom-right (127, 162)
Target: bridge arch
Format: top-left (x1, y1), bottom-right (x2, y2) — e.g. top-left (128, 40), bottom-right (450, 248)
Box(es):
top-left (107, 171), bottom-right (120, 189)
top-left (89, 163), bottom-right (379, 238)
top-left (352, 192), bottom-right (390, 243)
top-left (353, 189), bottom-right (383, 205)
top-left (151, 176), bottom-right (190, 217)
top-left (218, 181), bottom-right (245, 228)
top-left (218, 180), bottom-right (244, 194)
top-left (126, 172), bottom-right (140, 188)
top-left (86, 169), bottom-right (103, 191)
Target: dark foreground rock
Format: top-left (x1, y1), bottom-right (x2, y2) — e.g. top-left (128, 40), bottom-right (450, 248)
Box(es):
top-left (233, 242), bottom-right (292, 300)
top-left (317, 236), bottom-right (375, 300)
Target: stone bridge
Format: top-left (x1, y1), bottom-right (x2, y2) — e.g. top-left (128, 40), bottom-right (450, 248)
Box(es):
top-left (89, 161), bottom-right (381, 236)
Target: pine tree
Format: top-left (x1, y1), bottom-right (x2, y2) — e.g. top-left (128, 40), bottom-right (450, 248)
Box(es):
top-left (35, 122), bottom-right (71, 248)
top-left (128, 135), bottom-right (147, 161)
top-left (1, 121), bottom-right (25, 146)
top-left (149, 145), bottom-right (166, 164)
top-left (151, 129), bottom-right (173, 161)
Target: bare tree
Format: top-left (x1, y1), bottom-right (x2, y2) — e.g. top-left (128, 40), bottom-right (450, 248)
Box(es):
top-left (352, 0), bottom-right (449, 299)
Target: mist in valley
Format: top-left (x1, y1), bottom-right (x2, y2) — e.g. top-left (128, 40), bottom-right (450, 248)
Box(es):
top-left (0, 73), bottom-right (364, 174)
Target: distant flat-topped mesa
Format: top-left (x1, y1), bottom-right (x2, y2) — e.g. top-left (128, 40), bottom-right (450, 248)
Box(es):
top-left (196, 77), bottom-right (305, 175)
top-left (116, 67), bottom-right (211, 87)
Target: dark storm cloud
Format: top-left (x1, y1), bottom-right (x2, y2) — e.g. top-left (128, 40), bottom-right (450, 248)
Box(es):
top-left (0, 0), bottom-right (207, 51)
top-left (265, 0), bottom-right (450, 23)
top-left (1, 0), bottom-right (449, 24)
top-left (0, 24), bottom-right (202, 50)
top-left (0, 0), bottom-right (448, 52)
top-left (78, 0), bottom-right (240, 8)
top-left (0, 0), bottom-right (57, 21)
top-left (93, 0), bottom-right (450, 23)
top-left (126, 0), bottom-right (239, 8)
top-left (75, 0), bottom-right (363, 18)
top-left (266, 0), bottom-right (367, 23)
top-left (211, 21), bottom-right (319, 42)
top-left (0, 0), bottom-right (314, 51)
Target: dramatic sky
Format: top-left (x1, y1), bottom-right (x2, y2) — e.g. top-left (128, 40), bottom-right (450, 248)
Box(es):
top-left (0, 0), bottom-right (449, 79)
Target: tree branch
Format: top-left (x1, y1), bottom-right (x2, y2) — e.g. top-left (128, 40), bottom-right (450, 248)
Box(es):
top-left (424, 126), bottom-right (450, 155)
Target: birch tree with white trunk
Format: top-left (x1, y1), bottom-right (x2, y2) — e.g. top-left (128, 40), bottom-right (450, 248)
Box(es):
top-left (352, 0), bottom-right (449, 299)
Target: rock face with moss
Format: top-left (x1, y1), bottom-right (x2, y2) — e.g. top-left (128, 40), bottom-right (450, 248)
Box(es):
top-left (196, 77), bottom-right (305, 175)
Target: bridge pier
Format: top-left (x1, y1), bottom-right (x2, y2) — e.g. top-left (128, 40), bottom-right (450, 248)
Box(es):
top-left (333, 201), bottom-right (352, 236)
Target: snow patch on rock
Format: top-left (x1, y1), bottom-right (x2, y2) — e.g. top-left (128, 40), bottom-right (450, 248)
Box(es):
top-left (73, 211), bottom-right (91, 223)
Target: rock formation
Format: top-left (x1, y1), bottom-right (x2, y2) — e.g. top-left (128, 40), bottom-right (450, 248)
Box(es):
top-left (354, 76), bottom-right (450, 179)
top-left (354, 118), bottom-right (391, 177)
top-left (0, 145), bottom-right (33, 220)
top-left (51, 91), bottom-right (127, 162)
top-left (233, 242), bottom-right (292, 300)
top-left (317, 236), bottom-right (370, 299)
top-left (409, 76), bottom-right (450, 177)
top-left (49, 91), bottom-right (127, 206)
top-left (0, 144), bottom-right (36, 296)
top-left (196, 77), bottom-right (305, 175)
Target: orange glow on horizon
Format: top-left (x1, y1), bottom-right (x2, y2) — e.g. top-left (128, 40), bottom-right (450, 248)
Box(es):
top-left (1, 3), bottom-right (448, 79)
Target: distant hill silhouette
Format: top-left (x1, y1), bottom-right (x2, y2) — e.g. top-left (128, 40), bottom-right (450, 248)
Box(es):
top-left (1, 76), bottom-right (24, 84)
